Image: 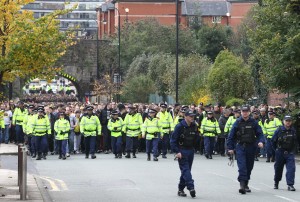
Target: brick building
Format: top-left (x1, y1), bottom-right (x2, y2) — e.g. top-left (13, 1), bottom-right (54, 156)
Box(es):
top-left (96, 0), bottom-right (258, 39)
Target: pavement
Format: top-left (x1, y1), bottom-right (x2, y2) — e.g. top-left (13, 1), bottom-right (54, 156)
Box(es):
top-left (0, 143), bottom-right (300, 202)
top-left (0, 143), bottom-right (48, 201)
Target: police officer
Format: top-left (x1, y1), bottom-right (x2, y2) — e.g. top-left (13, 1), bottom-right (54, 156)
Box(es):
top-left (272, 115), bottom-right (297, 191)
top-left (173, 106), bottom-right (188, 126)
top-left (170, 110), bottom-right (197, 198)
top-left (227, 105), bottom-right (265, 194)
top-left (29, 108), bottom-right (51, 160)
top-left (264, 111), bottom-right (282, 162)
top-left (54, 112), bottom-right (71, 160)
top-left (142, 109), bottom-right (162, 161)
top-left (80, 106), bottom-right (102, 159)
top-left (200, 111), bottom-right (221, 159)
top-left (107, 110), bottom-right (123, 158)
top-left (22, 104), bottom-right (35, 156)
top-left (12, 101), bottom-right (28, 144)
top-left (157, 103), bottom-right (173, 158)
top-left (122, 104), bottom-right (143, 158)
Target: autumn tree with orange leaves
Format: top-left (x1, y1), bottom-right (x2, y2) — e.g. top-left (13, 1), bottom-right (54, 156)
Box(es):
top-left (0, 0), bottom-right (75, 93)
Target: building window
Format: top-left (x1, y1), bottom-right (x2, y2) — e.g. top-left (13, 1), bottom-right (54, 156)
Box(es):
top-left (212, 16), bottom-right (222, 24)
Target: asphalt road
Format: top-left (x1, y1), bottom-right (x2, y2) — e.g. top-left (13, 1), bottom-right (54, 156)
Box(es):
top-left (1, 154), bottom-right (300, 202)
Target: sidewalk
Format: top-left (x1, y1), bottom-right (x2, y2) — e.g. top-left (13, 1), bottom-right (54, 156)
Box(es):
top-left (0, 144), bottom-right (48, 201)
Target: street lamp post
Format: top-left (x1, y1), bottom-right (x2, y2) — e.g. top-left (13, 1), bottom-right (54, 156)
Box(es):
top-left (175, 0), bottom-right (179, 103)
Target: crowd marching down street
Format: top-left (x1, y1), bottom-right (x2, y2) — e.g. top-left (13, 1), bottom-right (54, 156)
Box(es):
top-left (0, 100), bottom-right (299, 197)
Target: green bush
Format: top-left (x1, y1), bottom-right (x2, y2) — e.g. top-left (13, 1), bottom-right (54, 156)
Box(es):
top-left (225, 98), bottom-right (245, 107)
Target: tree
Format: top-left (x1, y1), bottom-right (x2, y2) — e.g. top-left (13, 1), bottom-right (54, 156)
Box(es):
top-left (207, 50), bottom-right (254, 103)
top-left (122, 75), bottom-right (155, 103)
top-left (0, 0), bottom-right (74, 92)
top-left (197, 25), bottom-right (232, 61)
top-left (248, 0), bottom-right (300, 98)
top-left (117, 19), bottom-right (198, 73)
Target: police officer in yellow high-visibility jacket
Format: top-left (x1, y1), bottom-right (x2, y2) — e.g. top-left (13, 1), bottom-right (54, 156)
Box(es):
top-left (12, 101), bottom-right (28, 144)
top-left (29, 108), bottom-right (51, 160)
top-left (54, 112), bottom-right (71, 160)
top-left (200, 111), bottom-right (221, 159)
top-left (122, 105), bottom-right (143, 159)
top-left (22, 105), bottom-right (35, 156)
top-left (173, 106), bottom-right (188, 126)
top-left (263, 111), bottom-right (282, 162)
top-left (80, 106), bottom-right (101, 159)
top-left (157, 103), bottom-right (174, 159)
top-left (108, 110), bottom-right (123, 159)
top-left (142, 109), bottom-right (163, 161)
top-left (224, 109), bottom-right (241, 135)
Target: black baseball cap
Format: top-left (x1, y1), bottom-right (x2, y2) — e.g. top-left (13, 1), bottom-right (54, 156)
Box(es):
top-left (185, 110), bottom-right (196, 117)
top-left (283, 115), bottom-right (292, 121)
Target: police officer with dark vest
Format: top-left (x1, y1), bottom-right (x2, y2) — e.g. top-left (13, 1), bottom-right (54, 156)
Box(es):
top-left (170, 110), bottom-right (197, 198)
top-left (272, 115), bottom-right (297, 191)
top-left (227, 105), bottom-right (265, 194)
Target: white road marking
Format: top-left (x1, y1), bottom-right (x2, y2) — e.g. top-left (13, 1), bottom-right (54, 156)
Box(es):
top-left (208, 172), bottom-right (261, 190)
top-left (274, 195), bottom-right (299, 202)
top-left (260, 182), bottom-right (273, 189)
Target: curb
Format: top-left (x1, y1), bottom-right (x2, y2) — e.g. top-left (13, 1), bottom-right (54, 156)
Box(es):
top-left (34, 175), bottom-right (53, 202)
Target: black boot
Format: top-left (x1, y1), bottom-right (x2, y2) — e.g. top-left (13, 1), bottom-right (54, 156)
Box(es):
top-left (177, 190), bottom-right (187, 197)
top-left (254, 156), bottom-right (259, 161)
top-left (147, 153), bottom-right (151, 161)
top-left (85, 154), bottom-right (89, 159)
top-left (239, 181), bottom-right (246, 194)
top-left (209, 155), bottom-right (212, 159)
top-left (189, 189), bottom-right (196, 198)
top-left (58, 155), bottom-right (62, 159)
top-left (205, 154), bottom-right (209, 159)
top-left (162, 154), bottom-right (167, 159)
top-left (274, 182), bottom-right (279, 189)
top-left (132, 152), bottom-right (136, 158)
top-left (62, 155), bottom-right (66, 160)
top-left (245, 181), bottom-right (251, 193)
top-left (36, 153), bottom-right (42, 160)
top-left (115, 154), bottom-right (118, 158)
top-left (91, 154), bottom-right (96, 159)
top-left (271, 156), bottom-right (275, 162)
top-left (32, 153), bottom-right (36, 158)
top-left (125, 152), bottom-right (131, 158)
top-left (153, 156), bottom-right (158, 161)
top-left (288, 185), bottom-right (296, 191)
top-left (43, 153), bottom-right (47, 160)
top-left (266, 158), bottom-right (270, 162)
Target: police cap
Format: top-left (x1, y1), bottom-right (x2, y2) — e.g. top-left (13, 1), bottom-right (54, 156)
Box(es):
top-left (185, 110), bottom-right (196, 117)
top-left (160, 103), bottom-right (167, 108)
top-left (268, 111), bottom-right (275, 115)
top-left (28, 104), bottom-right (35, 109)
top-left (111, 110), bottom-right (119, 115)
top-left (283, 115), bottom-right (292, 121)
top-left (149, 109), bottom-right (157, 113)
top-left (241, 105), bottom-right (250, 111)
top-left (207, 111), bottom-right (213, 115)
top-left (37, 108), bottom-right (44, 112)
top-left (86, 106), bottom-right (94, 111)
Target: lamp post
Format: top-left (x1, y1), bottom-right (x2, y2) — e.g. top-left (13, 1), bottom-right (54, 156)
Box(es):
top-left (175, 0), bottom-right (179, 103)
top-left (226, 12), bottom-right (230, 26)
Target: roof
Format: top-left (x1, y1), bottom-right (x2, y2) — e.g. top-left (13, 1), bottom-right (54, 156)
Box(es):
top-left (182, 0), bottom-right (231, 16)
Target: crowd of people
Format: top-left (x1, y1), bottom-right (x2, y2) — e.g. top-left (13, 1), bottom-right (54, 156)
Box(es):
top-left (0, 100), bottom-right (299, 196)
top-left (22, 94), bottom-right (77, 103)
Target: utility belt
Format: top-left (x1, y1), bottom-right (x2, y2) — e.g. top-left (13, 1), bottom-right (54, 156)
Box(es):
top-left (84, 129), bottom-right (96, 132)
top-left (237, 142), bottom-right (255, 147)
top-left (162, 127), bottom-right (170, 129)
top-left (277, 148), bottom-right (294, 154)
top-left (16, 120), bottom-right (23, 124)
top-left (35, 131), bottom-right (47, 134)
top-left (179, 146), bottom-right (194, 150)
top-left (59, 132), bottom-right (69, 135)
top-left (127, 127), bottom-right (140, 131)
top-left (147, 132), bottom-right (159, 137)
top-left (112, 130), bottom-right (122, 132)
